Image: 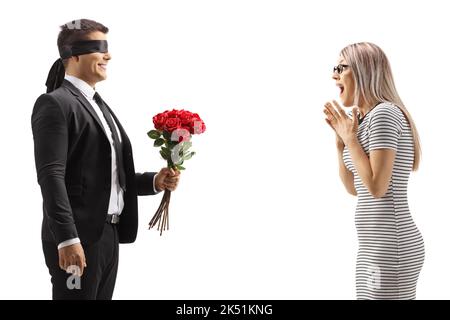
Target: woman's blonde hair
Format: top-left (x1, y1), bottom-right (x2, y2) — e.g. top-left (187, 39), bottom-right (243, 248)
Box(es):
top-left (340, 42), bottom-right (421, 171)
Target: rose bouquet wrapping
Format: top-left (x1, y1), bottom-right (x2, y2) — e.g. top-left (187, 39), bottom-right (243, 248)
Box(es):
top-left (147, 109), bottom-right (206, 235)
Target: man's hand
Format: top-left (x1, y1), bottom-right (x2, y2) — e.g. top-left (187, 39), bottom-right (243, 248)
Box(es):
top-left (58, 243), bottom-right (87, 277)
top-left (155, 167), bottom-right (181, 192)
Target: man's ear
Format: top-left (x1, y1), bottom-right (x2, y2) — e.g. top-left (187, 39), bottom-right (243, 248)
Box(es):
top-left (65, 56), bottom-right (80, 72)
top-left (68, 56), bottom-right (80, 65)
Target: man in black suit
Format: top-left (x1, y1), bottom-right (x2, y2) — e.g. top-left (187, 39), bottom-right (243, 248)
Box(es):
top-left (31, 19), bottom-right (181, 299)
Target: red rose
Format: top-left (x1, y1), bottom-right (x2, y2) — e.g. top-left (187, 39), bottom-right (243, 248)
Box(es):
top-left (187, 113), bottom-right (205, 134)
top-left (179, 110), bottom-right (194, 126)
top-left (190, 119), bottom-right (206, 134)
top-left (153, 113), bottom-right (167, 131)
top-left (167, 109), bottom-right (179, 118)
top-left (171, 127), bottom-right (191, 142)
top-left (164, 117), bottom-right (181, 132)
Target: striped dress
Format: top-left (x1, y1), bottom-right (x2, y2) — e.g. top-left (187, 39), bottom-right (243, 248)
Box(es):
top-left (343, 102), bottom-right (425, 300)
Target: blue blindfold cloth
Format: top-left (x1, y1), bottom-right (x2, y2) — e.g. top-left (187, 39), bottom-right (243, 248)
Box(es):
top-left (45, 40), bottom-right (108, 93)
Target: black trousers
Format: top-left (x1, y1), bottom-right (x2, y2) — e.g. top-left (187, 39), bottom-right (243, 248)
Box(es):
top-left (42, 223), bottom-right (119, 300)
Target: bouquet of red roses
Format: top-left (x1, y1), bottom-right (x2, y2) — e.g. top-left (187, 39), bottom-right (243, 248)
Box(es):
top-left (147, 109), bottom-right (206, 235)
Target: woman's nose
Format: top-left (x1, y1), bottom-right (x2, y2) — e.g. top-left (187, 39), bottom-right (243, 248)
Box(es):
top-left (332, 73), bottom-right (339, 80)
top-left (104, 52), bottom-right (112, 60)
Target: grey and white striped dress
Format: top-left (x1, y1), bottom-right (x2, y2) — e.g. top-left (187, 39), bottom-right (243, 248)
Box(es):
top-left (343, 102), bottom-right (425, 300)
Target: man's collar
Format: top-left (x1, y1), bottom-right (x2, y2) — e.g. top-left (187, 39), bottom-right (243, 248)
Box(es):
top-left (64, 74), bottom-right (96, 99)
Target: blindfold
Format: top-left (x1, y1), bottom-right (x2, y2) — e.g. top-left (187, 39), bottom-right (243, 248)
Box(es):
top-left (46, 40), bottom-right (108, 93)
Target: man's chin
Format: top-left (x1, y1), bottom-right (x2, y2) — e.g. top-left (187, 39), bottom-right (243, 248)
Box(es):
top-left (96, 73), bottom-right (107, 82)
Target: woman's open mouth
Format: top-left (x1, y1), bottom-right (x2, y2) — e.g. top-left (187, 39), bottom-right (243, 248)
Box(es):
top-left (337, 84), bottom-right (344, 96)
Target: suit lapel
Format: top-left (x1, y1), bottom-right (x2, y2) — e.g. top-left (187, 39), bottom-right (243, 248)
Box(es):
top-left (62, 80), bottom-right (131, 159)
top-left (61, 80), bottom-right (108, 138)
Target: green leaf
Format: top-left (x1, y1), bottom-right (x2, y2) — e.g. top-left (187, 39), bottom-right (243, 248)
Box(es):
top-left (147, 130), bottom-right (161, 139)
top-left (161, 147), bottom-right (171, 159)
top-left (161, 146), bottom-right (171, 154)
top-left (159, 149), bottom-right (169, 160)
top-left (163, 131), bottom-right (172, 140)
top-left (175, 164), bottom-right (186, 171)
top-left (183, 151), bottom-right (195, 160)
top-left (173, 158), bottom-right (184, 165)
top-left (168, 140), bottom-right (179, 148)
top-left (182, 141), bottom-right (192, 152)
top-left (154, 138), bottom-right (165, 147)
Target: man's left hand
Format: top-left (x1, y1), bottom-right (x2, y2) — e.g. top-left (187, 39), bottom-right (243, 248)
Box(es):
top-left (155, 168), bottom-right (181, 192)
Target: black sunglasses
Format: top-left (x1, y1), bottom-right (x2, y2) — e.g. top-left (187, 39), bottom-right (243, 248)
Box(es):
top-left (333, 64), bottom-right (349, 74)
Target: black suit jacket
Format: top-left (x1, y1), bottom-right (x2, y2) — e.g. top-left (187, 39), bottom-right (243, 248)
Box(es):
top-left (32, 80), bottom-right (157, 245)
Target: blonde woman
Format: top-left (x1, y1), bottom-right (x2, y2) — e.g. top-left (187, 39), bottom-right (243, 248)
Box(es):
top-left (323, 42), bottom-right (424, 300)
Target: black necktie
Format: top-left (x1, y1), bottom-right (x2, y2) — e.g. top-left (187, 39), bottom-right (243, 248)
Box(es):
top-left (93, 92), bottom-right (127, 191)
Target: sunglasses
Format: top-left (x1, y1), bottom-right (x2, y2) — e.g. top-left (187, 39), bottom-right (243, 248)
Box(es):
top-left (333, 64), bottom-right (350, 74)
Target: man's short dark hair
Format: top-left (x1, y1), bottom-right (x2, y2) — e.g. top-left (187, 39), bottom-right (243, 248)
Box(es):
top-left (57, 19), bottom-right (109, 67)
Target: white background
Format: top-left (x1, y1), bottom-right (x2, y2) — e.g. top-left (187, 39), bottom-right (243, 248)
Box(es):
top-left (0, 0), bottom-right (449, 299)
